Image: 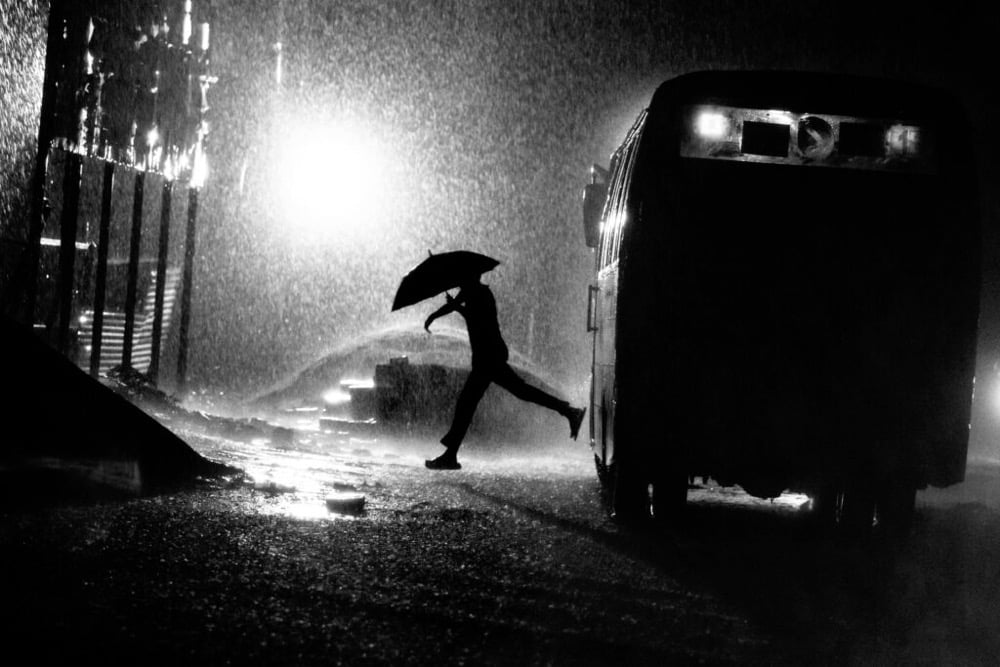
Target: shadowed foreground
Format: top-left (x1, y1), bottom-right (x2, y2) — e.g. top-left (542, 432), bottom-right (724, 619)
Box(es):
top-left (3, 453), bottom-right (1000, 665)
top-left (0, 316), bottom-right (236, 503)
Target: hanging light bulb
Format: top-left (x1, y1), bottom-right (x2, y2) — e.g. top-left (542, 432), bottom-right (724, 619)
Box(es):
top-left (199, 22), bottom-right (210, 52)
top-left (273, 41), bottom-right (283, 87)
top-left (190, 142), bottom-right (208, 189)
top-left (182, 1), bottom-right (193, 45)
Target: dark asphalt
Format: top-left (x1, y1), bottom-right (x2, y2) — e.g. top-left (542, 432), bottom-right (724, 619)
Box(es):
top-left (3, 449), bottom-right (1000, 666)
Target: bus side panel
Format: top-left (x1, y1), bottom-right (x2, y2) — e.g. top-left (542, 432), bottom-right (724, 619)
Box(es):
top-left (591, 118), bottom-right (644, 474)
top-left (593, 265), bottom-right (618, 469)
top-left (613, 173), bottom-right (688, 484)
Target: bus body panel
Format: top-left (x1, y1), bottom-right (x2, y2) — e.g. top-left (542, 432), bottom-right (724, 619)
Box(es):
top-left (593, 262), bottom-right (618, 469)
top-left (587, 71), bottom-right (979, 499)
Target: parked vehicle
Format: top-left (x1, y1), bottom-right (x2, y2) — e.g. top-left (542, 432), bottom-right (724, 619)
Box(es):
top-left (581, 71), bottom-right (980, 533)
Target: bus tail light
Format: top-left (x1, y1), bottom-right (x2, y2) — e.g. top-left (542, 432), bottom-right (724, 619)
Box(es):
top-left (887, 124), bottom-right (921, 157)
top-left (695, 111), bottom-right (730, 139)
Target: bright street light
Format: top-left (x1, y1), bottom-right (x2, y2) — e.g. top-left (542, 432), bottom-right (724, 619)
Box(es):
top-left (273, 118), bottom-right (392, 243)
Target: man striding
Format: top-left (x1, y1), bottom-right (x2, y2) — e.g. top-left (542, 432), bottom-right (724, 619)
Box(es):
top-left (423, 275), bottom-right (586, 470)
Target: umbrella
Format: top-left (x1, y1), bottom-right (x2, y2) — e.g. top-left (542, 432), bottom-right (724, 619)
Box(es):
top-left (391, 250), bottom-right (500, 311)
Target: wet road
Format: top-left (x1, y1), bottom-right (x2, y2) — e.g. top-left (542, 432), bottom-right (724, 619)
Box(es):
top-left (4, 416), bottom-right (1000, 665)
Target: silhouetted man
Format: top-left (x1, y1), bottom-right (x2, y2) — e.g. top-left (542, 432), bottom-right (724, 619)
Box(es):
top-left (423, 276), bottom-right (586, 470)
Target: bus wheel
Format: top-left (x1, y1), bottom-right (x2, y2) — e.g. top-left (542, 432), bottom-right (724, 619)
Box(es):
top-left (875, 482), bottom-right (916, 539)
top-left (810, 484), bottom-right (841, 532)
top-left (651, 468), bottom-right (687, 525)
top-left (611, 461), bottom-right (650, 523)
top-left (839, 484), bottom-right (877, 539)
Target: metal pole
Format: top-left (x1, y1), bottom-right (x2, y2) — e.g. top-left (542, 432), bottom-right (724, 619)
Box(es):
top-left (176, 186), bottom-right (198, 392)
top-left (122, 170), bottom-right (145, 370)
top-left (89, 160), bottom-right (115, 377)
top-left (149, 178), bottom-right (173, 382)
top-left (56, 151), bottom-right (83, 355)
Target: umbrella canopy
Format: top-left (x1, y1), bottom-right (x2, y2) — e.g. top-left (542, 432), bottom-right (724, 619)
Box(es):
top-left (392, 250), bottom-right (500, 311)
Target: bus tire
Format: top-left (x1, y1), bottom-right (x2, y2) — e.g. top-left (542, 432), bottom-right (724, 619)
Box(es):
top-left (610, 461), bottom-right (650, 523)
top-left (651, 468), bottom-right (687, 525)
top-left (876, 482), bottom-right (916, 538)
top-left (810, 484), bottom-right (841, 531)
top-left (839, 483), bottom-right (877, 539)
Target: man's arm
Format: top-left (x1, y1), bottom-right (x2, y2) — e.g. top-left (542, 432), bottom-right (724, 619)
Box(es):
top-left (424, 295), bottom-right (459, 332)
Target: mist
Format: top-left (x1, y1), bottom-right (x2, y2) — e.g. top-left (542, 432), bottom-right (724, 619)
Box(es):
top-left (1, 0), bottom-right (997, 453)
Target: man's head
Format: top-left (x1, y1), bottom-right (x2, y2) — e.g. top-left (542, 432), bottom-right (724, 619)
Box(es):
top-left (459, 274), bottom-right (482, 290)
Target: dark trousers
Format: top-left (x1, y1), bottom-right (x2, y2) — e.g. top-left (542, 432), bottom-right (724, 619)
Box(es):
top-left (440, 361), bottom-right (570, 450)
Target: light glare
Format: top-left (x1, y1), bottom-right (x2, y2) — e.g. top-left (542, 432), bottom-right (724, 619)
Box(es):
top-left (323, 388), bottom-right (352, 405)
top-left (990, 379), bottom-right (1000, 416)
top-left (190, 147), bottom-right (208, 188)
top-left (273, 119), bottom-right (390, 243)
top-left (696, 112), bottom-right (728, 139)
top-left (887, 124), bottom-right (920, 155)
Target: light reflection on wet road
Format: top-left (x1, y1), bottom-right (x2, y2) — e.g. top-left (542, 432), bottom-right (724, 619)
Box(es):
top-left (6, 404), bottom-right (1000, 664)
top-left (113, 404), bottom-right (991, 664)
top-left (176, 410), bottom-right (812, 525)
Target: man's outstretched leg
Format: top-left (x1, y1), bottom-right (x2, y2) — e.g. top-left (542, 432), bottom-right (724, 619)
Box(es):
top-left (492, 365), bottom-right (587, 440)
top-left (426, 369), bottom-right (491, 470)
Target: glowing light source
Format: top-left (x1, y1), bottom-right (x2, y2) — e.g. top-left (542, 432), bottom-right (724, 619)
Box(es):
top-left (887, 124), bottom-right (920, 156)
top-left (322, 388), bottom-right (352, 406)
top-left (273, 118), bottom-right (392, 243)
top-left (182, 0), bottom-right (193, 45)
top-left (199, 22), bottom-right (210, 51)
top-left (273, 41), bottom-right (283, 87)
top-left (695, 111), bottom-right (729, 139)
top-left (190, 145), bottom-right (208, 188)
top-left (163, 151), bottom-right (176, 181)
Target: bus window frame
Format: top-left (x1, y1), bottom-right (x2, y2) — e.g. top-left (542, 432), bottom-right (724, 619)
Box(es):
top-left (599, 115), bottom-right (646, 270)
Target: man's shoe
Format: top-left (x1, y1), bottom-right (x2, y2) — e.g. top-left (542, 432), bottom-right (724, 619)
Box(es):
top-left (568, 407), bottom-right (586, 441)
top-left (425, 453), bottom-right (461, 470)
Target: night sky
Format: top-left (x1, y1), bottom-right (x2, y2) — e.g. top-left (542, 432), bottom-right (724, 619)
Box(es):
top-left (2, 0), bottom-right (998, 453)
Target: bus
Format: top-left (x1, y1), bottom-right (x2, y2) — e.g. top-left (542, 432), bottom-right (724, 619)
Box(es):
top-left (581, 71), bottom-right (980, 533)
